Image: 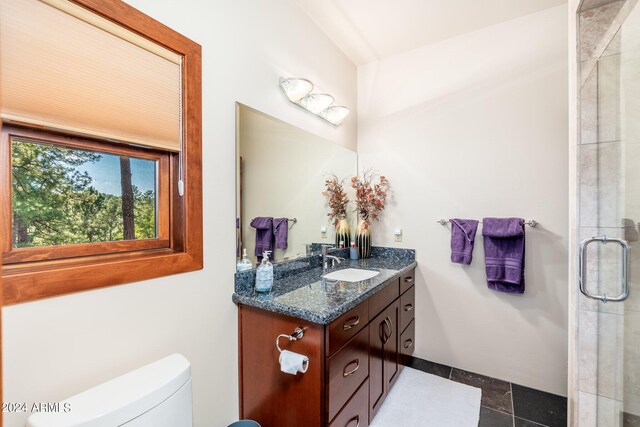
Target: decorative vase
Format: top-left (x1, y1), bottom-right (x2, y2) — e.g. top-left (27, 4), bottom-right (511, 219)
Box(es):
top-left (335, 218), bottom-right (350, 248)
top-left (355, 219), bottom-right (371, 259)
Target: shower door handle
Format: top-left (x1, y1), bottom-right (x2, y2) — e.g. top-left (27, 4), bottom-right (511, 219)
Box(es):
top-left (578, 235), bottom-right (630, 302)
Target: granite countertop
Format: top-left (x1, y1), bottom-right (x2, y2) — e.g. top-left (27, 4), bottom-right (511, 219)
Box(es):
top-left (232, 247), bottom-right (417, 324)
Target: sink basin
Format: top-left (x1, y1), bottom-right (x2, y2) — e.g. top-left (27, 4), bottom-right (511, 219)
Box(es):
top-left (323, 268), bottom-right (379, 282)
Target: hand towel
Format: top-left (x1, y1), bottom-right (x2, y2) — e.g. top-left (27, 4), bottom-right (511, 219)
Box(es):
top-left (450, 218), bottom-right (479, 265)
top-left (250, 217), bottom-right (274, 261)
top-left (273, 218), bottom-right (289, 250)
top-left (482, 217), bottom-right (526, 294)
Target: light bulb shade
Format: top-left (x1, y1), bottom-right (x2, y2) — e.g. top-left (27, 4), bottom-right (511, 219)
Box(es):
top-left (299, 93), bottom-right (334, 114)
top-left (321, 105), bottom-right (350, 125)
top-left (279, 78), bottom-right (313, 102)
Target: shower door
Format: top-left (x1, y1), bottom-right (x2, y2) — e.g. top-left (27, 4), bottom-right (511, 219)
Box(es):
top-left (577, 0), bottom-right (640, 425)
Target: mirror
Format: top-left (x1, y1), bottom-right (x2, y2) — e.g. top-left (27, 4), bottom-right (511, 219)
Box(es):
top-left (236, 104), bottom-right (357, 265)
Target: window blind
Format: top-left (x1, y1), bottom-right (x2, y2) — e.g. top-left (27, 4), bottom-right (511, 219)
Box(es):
top-left (0, 0), bottom-right (182, 152)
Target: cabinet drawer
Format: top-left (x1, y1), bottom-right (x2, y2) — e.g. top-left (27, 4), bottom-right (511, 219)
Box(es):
top-left (400, 318), bottom-right (415, 365)
top-left (327, 325), bottom-right (370, 422)
top-left (327, 301), bottom-right (369, 356)
top-left (369, 278), bottom-right (399, 317)
top-left (400, 268), bottom-right (415, 294)
top-left (400, 285), bottom-right (415, 333)
top-left (328, 378), bottom-right (369, 427)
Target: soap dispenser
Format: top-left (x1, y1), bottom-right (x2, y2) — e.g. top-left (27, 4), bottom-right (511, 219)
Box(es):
top-left (236, 248), bottom-right (253, 272)
top-left (255, 251), bottom-right (273, 292)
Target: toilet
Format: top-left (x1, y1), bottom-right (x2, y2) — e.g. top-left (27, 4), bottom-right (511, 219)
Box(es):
top-left (27, 354), bottom-right (193, 427)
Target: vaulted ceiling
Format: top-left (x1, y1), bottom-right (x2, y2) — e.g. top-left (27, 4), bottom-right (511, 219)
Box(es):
top-left (292, 0), bottom-right (567, 65)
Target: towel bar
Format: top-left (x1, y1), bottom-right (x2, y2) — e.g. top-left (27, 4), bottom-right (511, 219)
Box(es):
top-left (437, 219), bottom-right (538, 227)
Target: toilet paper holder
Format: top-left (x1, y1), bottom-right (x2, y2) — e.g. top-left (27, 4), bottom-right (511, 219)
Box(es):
top-left (276, 327), bottom-right (304, 353)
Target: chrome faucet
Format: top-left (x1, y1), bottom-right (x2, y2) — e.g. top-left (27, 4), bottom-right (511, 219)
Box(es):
top-left (321, 244), bottom-right (342, 273)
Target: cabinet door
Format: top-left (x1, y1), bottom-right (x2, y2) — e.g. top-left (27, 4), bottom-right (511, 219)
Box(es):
top-left (383, 300), bottom-right (400, 389)
top-left (369, 309), bottom-right (387, 421)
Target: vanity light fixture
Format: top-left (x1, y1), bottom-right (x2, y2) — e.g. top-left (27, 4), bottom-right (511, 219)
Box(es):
top-left (279, 77), bottom-right (350, 126)
top-left (280, 78), bottom-right (313, 102)
top-left (299, 93), bottom-right (334, 114)
top-left (321, 106), bottom-right (350, 125)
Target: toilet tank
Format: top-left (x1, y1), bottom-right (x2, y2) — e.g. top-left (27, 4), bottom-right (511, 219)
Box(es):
top-left (27, 354), bottom-right (192, 427)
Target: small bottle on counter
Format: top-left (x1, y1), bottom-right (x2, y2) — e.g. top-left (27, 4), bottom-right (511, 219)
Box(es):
top-left (255, 251), bottom-right (273, 292)
top-left (339, 240), bottom-right (345, 249)
top-left (236, 248), bottom-right (253, 272)
top-left (350, 242), bottom-right (359, 260)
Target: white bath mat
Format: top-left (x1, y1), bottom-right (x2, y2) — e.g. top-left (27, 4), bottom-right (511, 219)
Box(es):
top-left (370, 367), bottom-right (482, 427)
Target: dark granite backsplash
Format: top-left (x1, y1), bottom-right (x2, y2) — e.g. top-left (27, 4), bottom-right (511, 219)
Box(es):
top-left (370, 246), bottom-right (416, 261)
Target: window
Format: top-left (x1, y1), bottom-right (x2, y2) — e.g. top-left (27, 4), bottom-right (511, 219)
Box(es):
top-left (3, 126), bottom-right (170, 263)
top-left (0, 0), bottom-right (203, 305)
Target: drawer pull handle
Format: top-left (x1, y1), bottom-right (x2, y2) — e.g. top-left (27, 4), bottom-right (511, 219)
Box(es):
top-left (343, 359), bottom-right (360, 377)
top-left (404, 276), bottom-right (413, 282)
top-left (404, 303), bottom-right (413, 312)
top-left (346, 415), bottom-right (360, 427)
top-left (343, 316), bottom-right (360, 331)
top-left (404, 339), bottom-right (414, 349)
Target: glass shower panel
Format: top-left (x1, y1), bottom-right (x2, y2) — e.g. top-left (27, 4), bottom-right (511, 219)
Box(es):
top-left (577, 0), bottom-right (640, 425)
top-left (620, 2), bottom-right (640, 424)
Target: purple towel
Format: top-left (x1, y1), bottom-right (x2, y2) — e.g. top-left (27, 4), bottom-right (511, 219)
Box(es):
top-left (482, 217), bottom-right (526, 294)
top-left (250, 217), bottom-right (274, 261)
top-left (450, 219), bottom-right (479, 265)
top-left (273, 218), bottom-right (289, 250)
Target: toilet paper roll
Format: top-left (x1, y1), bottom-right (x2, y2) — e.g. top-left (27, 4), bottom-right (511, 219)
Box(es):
top-left (279, 350), bottom-right (309, 375)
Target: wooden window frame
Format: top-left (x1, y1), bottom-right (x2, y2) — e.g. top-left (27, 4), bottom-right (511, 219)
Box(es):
top-left (2, 125), bottom-right (172, 264)
top-left (0, 0), bottom-right (202, 305)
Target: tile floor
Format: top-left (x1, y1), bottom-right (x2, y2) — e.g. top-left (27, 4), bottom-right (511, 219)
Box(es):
top-left (625, 412), bottom-right (640, 426)
top-left (406, 357), bottom-right (568, 427)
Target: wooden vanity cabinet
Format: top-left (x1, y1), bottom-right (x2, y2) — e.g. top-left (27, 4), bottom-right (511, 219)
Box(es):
top-left (238, 268), bottom-right (416, 427)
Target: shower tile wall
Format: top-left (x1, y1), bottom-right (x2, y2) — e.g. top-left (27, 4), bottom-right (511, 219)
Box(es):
top-left (578, 0), bottom-right (640, 424)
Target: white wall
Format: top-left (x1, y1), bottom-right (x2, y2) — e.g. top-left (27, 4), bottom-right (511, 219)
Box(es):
top-left (357, 5), bottom-right (569, 395)
top-left (1, 1), bottom-right (357, 426)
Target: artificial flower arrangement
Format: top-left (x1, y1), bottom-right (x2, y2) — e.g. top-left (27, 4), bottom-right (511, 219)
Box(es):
top-left (323, 175), bottom-right (351, 248)
top-left (351, 170), bottom-right (388, 258)
top-left (322, 170), bottom-right (388, 257)
top-left (322, 174), bottom-right (349, 227)
top-left (351, 170), bottom-right (388, 224)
